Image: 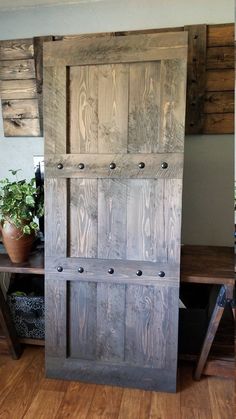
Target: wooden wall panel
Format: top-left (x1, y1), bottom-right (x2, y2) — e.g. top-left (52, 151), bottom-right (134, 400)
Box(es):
top-left (0, 24), bottom-right (234, 137)
top-left (0, 36), bottom-right (52, 137)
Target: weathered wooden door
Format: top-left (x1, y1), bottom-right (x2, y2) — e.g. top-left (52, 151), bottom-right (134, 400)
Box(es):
top-left (44, 32), bottom-right (188, 392)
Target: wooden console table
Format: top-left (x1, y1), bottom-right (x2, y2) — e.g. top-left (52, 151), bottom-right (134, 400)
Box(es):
top-left (0, 246), bottom-right (234, 380)
top-left (0, 249), bottom-right (44, 358)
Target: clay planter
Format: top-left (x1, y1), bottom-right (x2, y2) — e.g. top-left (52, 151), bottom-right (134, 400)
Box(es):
top-left (0, 221), bottom-right (35, 263)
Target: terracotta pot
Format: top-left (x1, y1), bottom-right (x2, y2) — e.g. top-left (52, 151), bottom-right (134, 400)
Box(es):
top-left (1, 221), bottom-right (35, 263)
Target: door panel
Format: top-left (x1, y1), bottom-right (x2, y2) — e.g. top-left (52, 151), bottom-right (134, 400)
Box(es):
top-left (44, 32), bottom-right (188, 392)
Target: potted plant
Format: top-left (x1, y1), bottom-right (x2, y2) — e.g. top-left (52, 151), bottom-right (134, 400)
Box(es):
top-left (0, 169), bottom-right (44, 263)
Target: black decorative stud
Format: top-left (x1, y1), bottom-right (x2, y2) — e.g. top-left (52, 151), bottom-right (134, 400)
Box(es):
top-left (78, 267), bottom-right (84, 273)
top-left (161, 162), bottom-right (168, 169)
top-left (109, 162), bottom-right (116, 170)
top-left (57, 163), bottom-right (63, 170)
top-left (158, 271), bottom-right (165, 277)
top-left (57, 266), bottom-right (63, 272)
top-left (108, 268), bottom-right (114, 274)
top-left (138, 162), bottom-right (145, 169)
top-left (136, 270), bottom-right (142, 276)
top-left (78, 163), bottom-right (84, 170)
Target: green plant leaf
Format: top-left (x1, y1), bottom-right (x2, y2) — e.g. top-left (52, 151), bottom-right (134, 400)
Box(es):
top-left (22, 225), bottom-right (31, 235)
top-left (25, 195), bottom-right (35, 206)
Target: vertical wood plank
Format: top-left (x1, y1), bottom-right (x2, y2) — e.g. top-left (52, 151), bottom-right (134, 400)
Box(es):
top-left (98, 64), bottom-right (129, 153)
top-left (44, 66), bottom-right (67, 154)
top-left (125, 285), bottom-right (172, 368)
top-left (98, 179), bottom-right (127, 259)
top-left (96, 283), bottom-right (125, 362)
top-left (45, 279), bottom-right (67, 358)
top-left (165, 179), bottom-right (182, 264)
top-left (128, 62), bottom-right (161, 153)
top-left (69, 179), bottom-right (98, 258)
top-left (127, 180), bottom-right (167, 262)
top-left (69, 282), bottom-right (97, 360)
top-left (159, 59), bottom-right (187, 152)
top-left (184, 25), bottom-right (207, 134)
top-left (69, 66), bottom-right (98, 153)
top-left (45, 178), bottom-right (67, 258)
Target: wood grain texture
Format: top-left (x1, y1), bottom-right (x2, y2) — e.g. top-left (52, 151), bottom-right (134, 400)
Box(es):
top-left (98, 179), bottom-right (127, 259)
top-left (98, 64), bottom-right (128, 153)
top-left (45, 278), bottom-right (67, 359)
top-left (204, 91), bottom-right (234, 114)
top-left (44, 178), bottom-right (67, 258)
top-left (45, 153), bottom-right (184, 179)
top-left (69, 66), bottom-right (98, 153)
top-left (207, 24), bottom-right (234, 47)
top-left (87, 385), bottom-right (123, 419)
top-left (0, 347), bottom-right (234, 418)
top-left (0, 38), bottom-right (33, 60)
top-left (203, 113), bottom-right (234, 134)
top-left (3, 118), bottom-right (41, 137)
top-left (118, 388), bottom-right (151, 419)
top-left (69, 281), bottom-right (97, 359)
top-left (128, 62), bottom-right (161, 153)
top-left (164, 179), bottom-right (182, 264)
top-left (206, 69), bottom-right (234, 92)
top-left (206, 46), bottom-right (234, 69)
top-left (96, 283), bottom-right (125, 362)
top-left (56, 382), bottom-right (96, 419)
top-left (184, 25), bottom-right (207, 134)
top-left (46, 258), bottom-right (179, 288)
top-left (69, 179), bottom-right (98, 258)
top-left (23, 389), bottom-right (64, 419)
top-left (44, 32), bottom-right (188, 67)
top-left (0, 59), bottom-right (35, 80)
top-left (2, 99), bottom-right (39, 119)
top-left (127, 180), bottom-right (165, 262)
top-left (0, 349), bottom-right (44, 419)
top-left (150, 391), bottom-right (181, 419)
top-left (0, 79), bottom-right (37, 99)
top-left (44, 66), bottom-right (67, 154)
top-left (125, 285), bottom-right (178, 369)
top-left (159, 59), bottom-right (187, 152)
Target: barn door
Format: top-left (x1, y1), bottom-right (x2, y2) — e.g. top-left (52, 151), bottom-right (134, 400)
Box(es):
top-left (44, 32), bottom-right (188, 392)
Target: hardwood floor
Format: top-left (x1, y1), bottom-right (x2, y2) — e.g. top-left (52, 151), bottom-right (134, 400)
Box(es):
top-left (0, 346), bottom-right (234, 419)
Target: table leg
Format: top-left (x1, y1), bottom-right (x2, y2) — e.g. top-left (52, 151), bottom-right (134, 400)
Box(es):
top-left (194, 285), bottom-right (226, 380)
top-left (0, 283), bottom-right (22, 359)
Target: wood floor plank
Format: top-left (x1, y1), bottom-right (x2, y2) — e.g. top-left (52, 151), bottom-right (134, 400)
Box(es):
top-left (0, 347), bottom-right (234, 419)
top-left (0, 347), bottom-right (41, 406)
top-left (23, 389), bottom-right (64, 419)
top-left (180, 364), bottom-right (212, 416)
top-left (149, 391), bottom-right (181, 419)
top-left (118, 388), bottom-right (152, 419)
top-left (57, 382), bottom-right (96, 419)
top-left (208, 376), bottom-right (234, 419)
top-left (87, 385), bottom-right (123, 418)
top-left (0, 349), bottom-right (44, 419)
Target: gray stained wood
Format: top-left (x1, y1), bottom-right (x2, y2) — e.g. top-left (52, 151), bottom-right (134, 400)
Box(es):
top-left (45, 153), bottom-right (183, 179)
top-left (44, 32), bottom-right (188, 66)
top-left (44, 32), bottom-right (188, 392)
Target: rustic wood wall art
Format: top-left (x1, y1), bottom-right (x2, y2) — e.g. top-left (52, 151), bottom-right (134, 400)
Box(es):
top-left (0, 24), bottom-right (233, 137)
top-left (44, 31), bottom-right (188, 392)
top-left (0, 36), bottom-right (52, 136)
